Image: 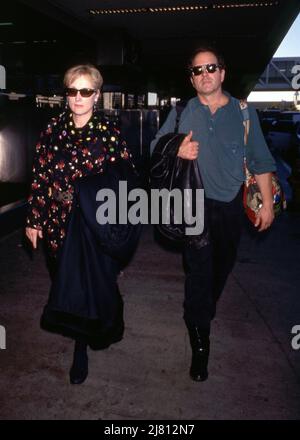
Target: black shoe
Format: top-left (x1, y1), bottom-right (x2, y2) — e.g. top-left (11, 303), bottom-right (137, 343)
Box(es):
top-left (188, 327), bottom-right (210, 382)
top-left (69, 340), bottom-right (88, 385)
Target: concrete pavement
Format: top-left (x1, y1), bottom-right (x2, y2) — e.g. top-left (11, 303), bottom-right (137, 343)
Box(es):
top-left (0, 212), bottom-right (300, 420)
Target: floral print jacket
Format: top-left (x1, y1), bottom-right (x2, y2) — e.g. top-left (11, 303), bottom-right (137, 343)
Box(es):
top-left (26, 111), bottom-right (132, 257)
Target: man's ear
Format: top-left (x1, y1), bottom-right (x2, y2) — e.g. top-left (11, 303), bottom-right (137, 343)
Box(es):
top-left (190, 75), bottom-right (195, 89)
top-left (221, 69), bottom-right (225, 84)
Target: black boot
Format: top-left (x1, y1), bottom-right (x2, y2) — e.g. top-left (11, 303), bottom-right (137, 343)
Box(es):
top-left (187, 327), bottom-right (210, 382)
top-left (69, 339), bottom-right (88, 385)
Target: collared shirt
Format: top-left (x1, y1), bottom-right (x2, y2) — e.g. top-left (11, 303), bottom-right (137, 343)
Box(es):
top-left (150, 93), bottom-right (276, 202)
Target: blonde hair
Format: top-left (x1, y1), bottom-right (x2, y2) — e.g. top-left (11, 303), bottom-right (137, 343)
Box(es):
top-left (63, 64), bottom-right (103, 90)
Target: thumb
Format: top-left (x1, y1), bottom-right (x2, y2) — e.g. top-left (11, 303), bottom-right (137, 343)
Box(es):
top-left (38, 230), bottom-right (43, 239)
top-left (254, 214), bottom-right (260, 227)
top-left (184, 130), bottom-right (193, 142)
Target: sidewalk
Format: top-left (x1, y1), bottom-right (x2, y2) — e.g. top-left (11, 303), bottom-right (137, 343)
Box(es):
top-left (0, 212), bottom-right (299, 420)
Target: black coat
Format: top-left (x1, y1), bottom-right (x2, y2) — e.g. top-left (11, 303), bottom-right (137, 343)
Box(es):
top-left (41, 159), bottom-right (141, 348)
top-left (150, 132), bottom-right (209, 248)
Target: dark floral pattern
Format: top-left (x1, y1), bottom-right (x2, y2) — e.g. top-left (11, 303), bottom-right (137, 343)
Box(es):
top-left (26, 111), bottom-right (132, 257)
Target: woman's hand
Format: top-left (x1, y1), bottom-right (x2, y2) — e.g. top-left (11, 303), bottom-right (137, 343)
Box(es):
top-left (177, 130), bottom-right (199, 160)
top-left (25, 227), bottom-right (43, 249)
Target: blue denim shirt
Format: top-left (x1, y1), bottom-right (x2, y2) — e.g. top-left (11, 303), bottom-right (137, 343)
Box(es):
top-left (150, 93), bottom-right (276, 202)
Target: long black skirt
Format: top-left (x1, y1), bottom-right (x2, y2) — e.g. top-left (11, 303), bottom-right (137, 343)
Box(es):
top-left (40, 162), bottom-right (142, 349)
top-left (40, 205), bottom-right (124, 349)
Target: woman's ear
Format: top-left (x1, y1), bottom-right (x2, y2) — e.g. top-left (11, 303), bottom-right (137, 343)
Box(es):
top-left (95, 90), bottom-right (100, 102)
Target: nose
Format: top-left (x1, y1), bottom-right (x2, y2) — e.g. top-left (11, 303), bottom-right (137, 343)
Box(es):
top-left (75, 91), bottom-right (82, 101)
top-left (202, 66), bottom-right (209, 76)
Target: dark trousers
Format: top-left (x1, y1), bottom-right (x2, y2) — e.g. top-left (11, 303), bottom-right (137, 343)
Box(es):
top-left (183, 188), bottom-right (243, 332)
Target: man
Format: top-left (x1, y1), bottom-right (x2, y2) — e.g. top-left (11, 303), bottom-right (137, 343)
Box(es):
top-left (150, 45), bottom-right (276, 382)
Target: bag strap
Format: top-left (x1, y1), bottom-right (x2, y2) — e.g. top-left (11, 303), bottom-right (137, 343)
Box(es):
top-left (239, 99), bottom-right (250, 145)
top-left (174, 100), bottom-right (187, 134)
top-left (239, 99), bottom-right (252, 183)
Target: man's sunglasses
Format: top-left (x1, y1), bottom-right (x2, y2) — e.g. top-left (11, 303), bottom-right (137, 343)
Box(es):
top-left (189, 63), bottom-right (224, 76)
top-left (65, 88), bottom-right (96, 97)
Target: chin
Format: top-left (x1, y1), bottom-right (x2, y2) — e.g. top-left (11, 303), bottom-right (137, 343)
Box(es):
top-left (202, 86), bottom-right (216, 95)
top-left (72, 108), bottom-right (88, 115)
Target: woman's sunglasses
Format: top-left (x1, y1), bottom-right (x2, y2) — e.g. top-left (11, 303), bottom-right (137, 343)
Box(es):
top-left (189, 63), bottom-right (224, 76)
top-left (65, 88), bottom-right (96, 98)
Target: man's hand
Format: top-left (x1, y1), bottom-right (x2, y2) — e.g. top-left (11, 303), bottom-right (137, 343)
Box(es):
top-left (177, 130), bottom-right (199, 160)
top-left (254, 204), bottom-right (274, 232)
top-left (253, 173), bottom-right (275, 232)
top-left (25, 227), bottom-right (43, 249)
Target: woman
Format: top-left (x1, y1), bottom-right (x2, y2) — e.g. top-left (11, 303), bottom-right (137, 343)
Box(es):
top-left (26, 64), bottom-right (136, 384)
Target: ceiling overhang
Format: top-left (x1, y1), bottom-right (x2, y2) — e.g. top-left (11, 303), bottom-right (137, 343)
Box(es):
top-left (2, 0), bottom-right (300, 96)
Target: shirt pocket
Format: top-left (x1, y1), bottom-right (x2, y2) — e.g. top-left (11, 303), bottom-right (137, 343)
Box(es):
top-left (222, 141), bottom-right (244, 180)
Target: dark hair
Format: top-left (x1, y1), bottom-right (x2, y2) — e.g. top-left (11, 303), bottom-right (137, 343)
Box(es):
top-left (188, 44), bottom-right (225, 70)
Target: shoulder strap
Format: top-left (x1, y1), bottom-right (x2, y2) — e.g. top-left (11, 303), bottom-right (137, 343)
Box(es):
top-left (174, 100), bottom-right (187, 134)
top-left (239, 99), bottom-right (250, 145)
